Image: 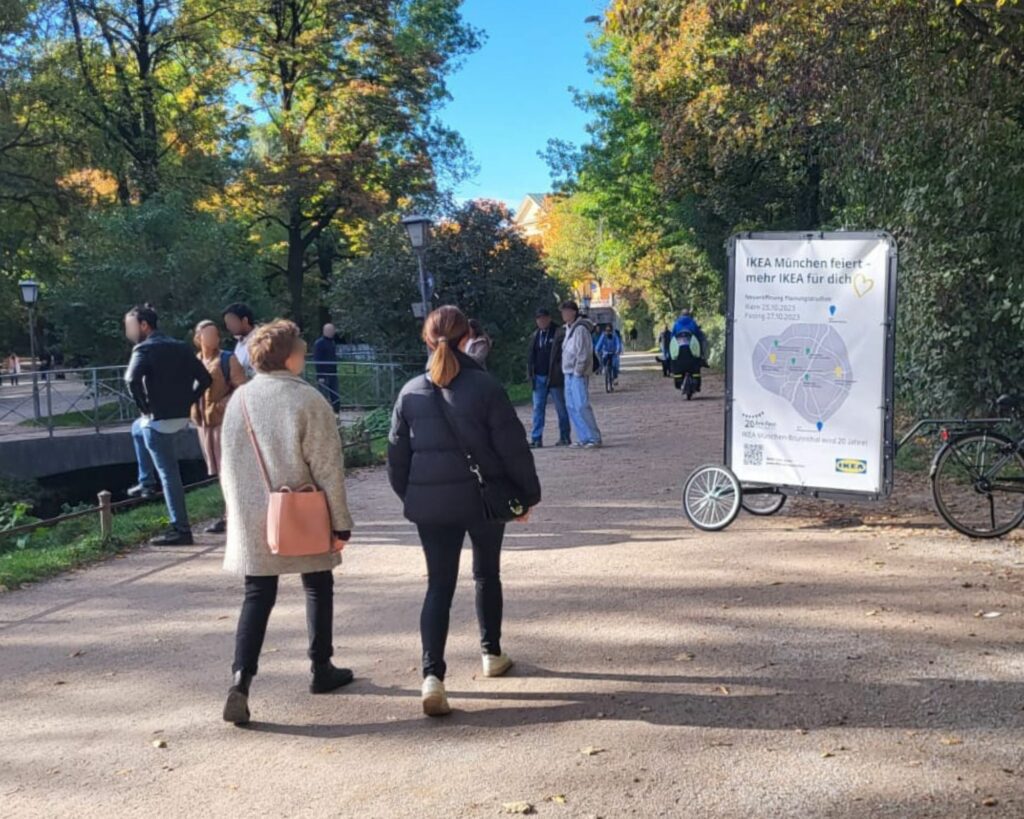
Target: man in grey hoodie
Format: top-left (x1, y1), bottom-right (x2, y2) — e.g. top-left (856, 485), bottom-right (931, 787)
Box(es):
top-left (560, 300), bottom-right (602, 448)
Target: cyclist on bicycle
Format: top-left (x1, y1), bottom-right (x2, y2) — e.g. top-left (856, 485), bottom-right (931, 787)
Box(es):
top-left (594, 325), bottom-right (623, 385)
top-left (671, 314), bottom-right (707, 395)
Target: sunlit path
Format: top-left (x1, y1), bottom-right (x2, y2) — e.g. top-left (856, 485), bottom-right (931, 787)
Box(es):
top-left (2, 359), bottom-right (1022, 817)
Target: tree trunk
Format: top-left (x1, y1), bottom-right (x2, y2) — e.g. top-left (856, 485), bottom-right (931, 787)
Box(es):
top-left (286, 209), bottom-right (305, 321)
top-left (316, 231), bottom-right (336, 328)
top-left (134, 1), bottom-right (160, 200)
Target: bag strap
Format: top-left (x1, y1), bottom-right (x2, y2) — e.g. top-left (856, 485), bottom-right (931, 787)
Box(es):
top-left (219, 350), bottom-right (232, 385)
top-left (431, 386), bottom-right (486, 487)
top-left (239, 392), bottom-right (274, 492)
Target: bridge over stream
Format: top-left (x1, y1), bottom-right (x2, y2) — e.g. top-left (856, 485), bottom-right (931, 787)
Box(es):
top-left (0, 360), bottom-right (417, 480)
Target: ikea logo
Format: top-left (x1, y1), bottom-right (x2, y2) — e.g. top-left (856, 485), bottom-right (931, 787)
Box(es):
top-left (835, 458), bottom-right (867, 474)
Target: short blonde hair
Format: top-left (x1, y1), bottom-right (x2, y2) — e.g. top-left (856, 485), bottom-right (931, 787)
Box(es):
top-left (248, 319), bottom-right (304, 372)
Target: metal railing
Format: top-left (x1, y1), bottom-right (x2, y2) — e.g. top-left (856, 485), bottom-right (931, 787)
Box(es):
top-left (0, 358), bottom-right (423, 438)
top-left (304, 359), bottom-right (422, 411)
top-left (0, 366), bottom-right (136, 437)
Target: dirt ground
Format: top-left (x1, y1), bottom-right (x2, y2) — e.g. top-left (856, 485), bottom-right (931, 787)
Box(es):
top-left (2, 354), bottom-right (1023, 818)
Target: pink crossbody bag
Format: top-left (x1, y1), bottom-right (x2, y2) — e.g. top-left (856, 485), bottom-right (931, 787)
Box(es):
top-left (239, 395), bottom-right (340, 557)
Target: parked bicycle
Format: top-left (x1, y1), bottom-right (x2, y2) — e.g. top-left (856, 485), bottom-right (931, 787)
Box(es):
top-left (926, 395), bottom-right (1024, 538)
top-left (684, 395), bottom-right (1023, 537)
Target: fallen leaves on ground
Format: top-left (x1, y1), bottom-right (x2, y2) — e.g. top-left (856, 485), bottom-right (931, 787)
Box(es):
top-left (579, 746), bottom-right (606, 756)
top-left (501, 801), bottom-right (535, 815)
top-left (545, 794), bottom-right (567, 804)
top-left (940, 736), bottom-right (962, 746)
top-left (151, 739), bottom-right (167, 749)
top-left (674, 652), bottom-right (696, 661)
top-left (68, 650), bottom-right (86, 658)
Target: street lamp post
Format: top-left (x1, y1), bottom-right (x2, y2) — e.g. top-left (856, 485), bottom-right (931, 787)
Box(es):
top-left (401, 215), bottom-right (432, 320)
top-left (18, 279), bottom-right (41, 421)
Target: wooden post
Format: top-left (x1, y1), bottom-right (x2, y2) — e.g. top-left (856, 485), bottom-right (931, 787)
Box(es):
top-left (97, 491), bottom-right (113, 539)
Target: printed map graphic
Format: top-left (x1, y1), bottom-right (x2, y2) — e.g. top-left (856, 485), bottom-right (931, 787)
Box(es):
top-left (751, 324), bottom-right (853, 426)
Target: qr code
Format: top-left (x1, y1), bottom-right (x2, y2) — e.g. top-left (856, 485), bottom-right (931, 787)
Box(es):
top-left (743, 444), bottom-right (764, 466)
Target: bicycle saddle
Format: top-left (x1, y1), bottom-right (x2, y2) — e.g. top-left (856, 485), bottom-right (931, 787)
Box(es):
top-left (996, 394), bottom-right (1022, 411)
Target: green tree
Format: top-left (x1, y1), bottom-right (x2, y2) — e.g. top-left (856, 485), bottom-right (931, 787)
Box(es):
top-left (50, 194), bottom-right (271, 361)
top-left (330, 200), bottom-right (557, 383)
top-left (46, 0), bottom-right (233, 201)
top-left (230, 0), bottom-right (480, 325)
top-left (595, 0), bottom-right (1024, 412)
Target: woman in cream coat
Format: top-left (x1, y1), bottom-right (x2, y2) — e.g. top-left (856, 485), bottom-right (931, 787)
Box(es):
top-left (219, 319), bottom-right (354, 726)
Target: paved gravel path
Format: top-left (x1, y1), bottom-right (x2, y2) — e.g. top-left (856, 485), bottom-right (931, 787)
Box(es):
top-left (2, 354), bottom-right (1023, 818)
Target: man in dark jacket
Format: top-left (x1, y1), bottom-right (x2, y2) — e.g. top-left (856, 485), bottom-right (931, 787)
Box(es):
top-left (526, 308), bottom-right (571, 448)
top-left (312, 323), bottom-right (340, 412)
top-left (124, 305), bottom-right (211, 546)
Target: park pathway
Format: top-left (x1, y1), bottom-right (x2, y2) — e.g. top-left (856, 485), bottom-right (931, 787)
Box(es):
top-left (2, 354), bottom-right (1023, 818)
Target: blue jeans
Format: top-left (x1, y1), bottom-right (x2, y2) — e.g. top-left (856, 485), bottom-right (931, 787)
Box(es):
top-left (131, 418), bottom-right (190, 533)
top-left (530, 375), bottom-right (571, 444)
top-left (564, 374), bottom-right (602, 445)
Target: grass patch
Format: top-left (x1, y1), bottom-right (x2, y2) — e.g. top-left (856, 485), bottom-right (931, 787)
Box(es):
top-left (0, 484), bottom-right (224, 589)
top-left (505, 382), bottom-right (532, 405)
top-left (19, 401), bottom-right (132, 429)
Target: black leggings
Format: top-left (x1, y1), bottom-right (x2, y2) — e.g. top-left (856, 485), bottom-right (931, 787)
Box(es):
top-left (232, 571), bottom-right (334, 675)
top-left (417, 522), bottom-right (506, 681)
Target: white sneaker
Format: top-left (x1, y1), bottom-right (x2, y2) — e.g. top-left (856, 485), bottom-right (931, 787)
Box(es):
top-left (421, 675), bottom-right (451, 716)
top-left (482, 653), bottom-right (514, 678)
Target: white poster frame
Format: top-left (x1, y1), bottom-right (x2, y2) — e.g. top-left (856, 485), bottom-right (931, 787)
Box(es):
top-left (724, 231), bottom-right (898, 500)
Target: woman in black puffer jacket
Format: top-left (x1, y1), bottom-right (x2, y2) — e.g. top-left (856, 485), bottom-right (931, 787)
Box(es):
top-left (388, 305), bottom-right (541, 717)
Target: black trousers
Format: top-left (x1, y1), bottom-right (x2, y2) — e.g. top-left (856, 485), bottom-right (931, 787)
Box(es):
top-left (416, 522), bottom-right (505, 681)
top-left (232, 571), bottom-right (334, 675)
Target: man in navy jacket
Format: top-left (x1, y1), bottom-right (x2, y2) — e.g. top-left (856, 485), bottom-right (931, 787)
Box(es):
top-left (312, 323), bottom-right (340, 412)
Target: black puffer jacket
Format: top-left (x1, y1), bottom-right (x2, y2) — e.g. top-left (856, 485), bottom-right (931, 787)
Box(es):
top-left (387, 352), bottom-right (541, 526)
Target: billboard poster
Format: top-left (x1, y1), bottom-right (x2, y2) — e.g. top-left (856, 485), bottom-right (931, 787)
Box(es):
top-left (726, 233), bottom-right (897, 497)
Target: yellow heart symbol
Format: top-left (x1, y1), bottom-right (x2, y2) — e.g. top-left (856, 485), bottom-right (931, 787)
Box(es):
top-left (853, 273), bottom-right (874, 298)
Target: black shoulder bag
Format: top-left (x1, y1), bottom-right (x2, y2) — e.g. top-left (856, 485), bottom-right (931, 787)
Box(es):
top-left (432, 387), bottom-right (526, 522)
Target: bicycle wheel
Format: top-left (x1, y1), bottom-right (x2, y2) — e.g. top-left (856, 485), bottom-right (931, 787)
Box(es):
top-left (605, 363), bottom-right (614, 393)
top-left (932, 431), bottom-right (1024, 538)
top-left (683, 464), bottom-right (742, 531)
top-left (741, 490), bottom-right (787, 516)
top-left (683, 373), bottom-right (694, 400)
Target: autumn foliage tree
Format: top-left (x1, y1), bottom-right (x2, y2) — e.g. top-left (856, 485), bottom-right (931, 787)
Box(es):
top-left (555, 0), bottom-right (1024, 412)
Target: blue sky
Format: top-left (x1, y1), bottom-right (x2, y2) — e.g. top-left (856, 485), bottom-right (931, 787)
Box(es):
top-left (442, 0), bottom-right (605, 211)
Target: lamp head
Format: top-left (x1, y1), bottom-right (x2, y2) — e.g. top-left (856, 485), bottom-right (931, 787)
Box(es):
top-left (401, 214), bottom-right (432, 251)
top-left (18, 280), bottom-right (39, 306)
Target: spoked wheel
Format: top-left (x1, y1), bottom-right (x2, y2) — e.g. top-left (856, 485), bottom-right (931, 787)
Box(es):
top-left (682, 373), bottom-right (694, 400)
top-left (605, 365), bottom-right (615, 393)
top-left (683, 464), bottom-right (742, 531)
top-left (741, 489), bottom-right (787, 516)
top-left (932, 431), bottom-right (1024, 538)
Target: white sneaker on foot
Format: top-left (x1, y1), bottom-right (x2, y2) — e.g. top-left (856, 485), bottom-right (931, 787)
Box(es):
top-left (421, 674), bottom-right (451, 716)
top-left (482, 653), bottom-right (514, 678)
